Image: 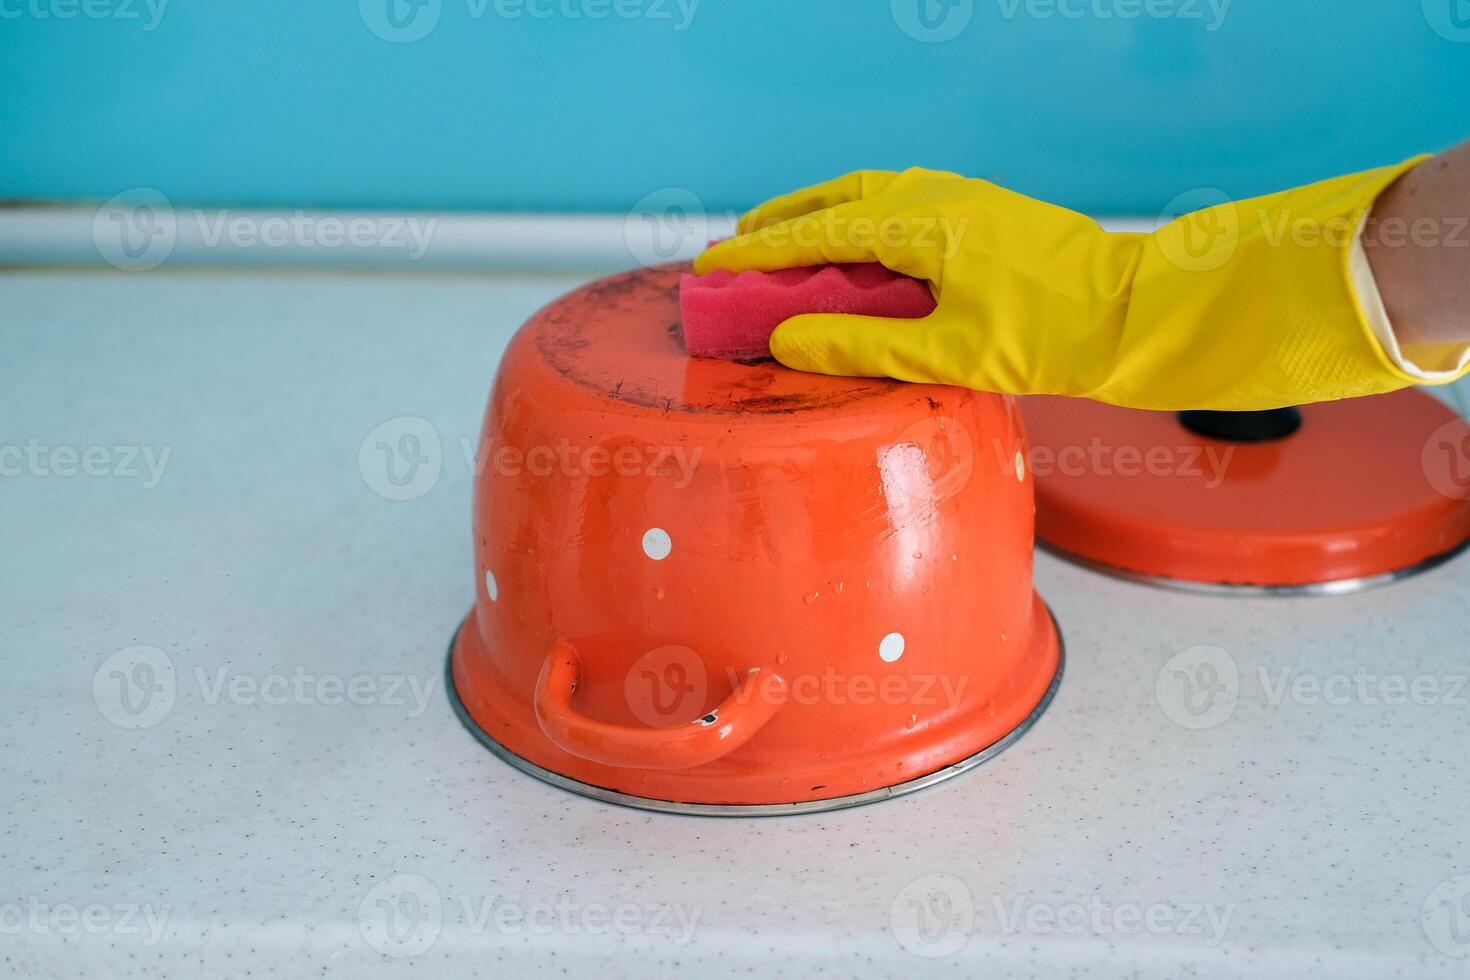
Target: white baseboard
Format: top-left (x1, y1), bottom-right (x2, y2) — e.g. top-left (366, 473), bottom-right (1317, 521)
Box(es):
top-left (0, 204), bottom-right (741, 272)
top-left (0, 201), bottom-right (1154, 272)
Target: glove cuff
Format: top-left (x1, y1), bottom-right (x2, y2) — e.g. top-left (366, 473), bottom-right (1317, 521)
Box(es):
top-left (1099, 155), bottom-right (1434, 411)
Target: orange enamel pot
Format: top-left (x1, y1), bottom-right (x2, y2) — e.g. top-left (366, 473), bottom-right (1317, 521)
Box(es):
top-left (448, 265), bottom-right (1062, 814)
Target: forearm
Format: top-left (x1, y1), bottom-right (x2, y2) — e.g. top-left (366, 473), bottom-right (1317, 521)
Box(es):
top-left (1364, 139), bottom-right (1470, 347)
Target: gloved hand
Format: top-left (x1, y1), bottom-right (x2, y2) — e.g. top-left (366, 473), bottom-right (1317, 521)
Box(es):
top-left (694, 160), bottom-right (1439, 410)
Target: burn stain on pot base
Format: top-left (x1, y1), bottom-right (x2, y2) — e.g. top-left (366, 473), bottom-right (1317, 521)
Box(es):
top-left (574, 264), bottom-right (682, 311)
top-left (532, 263), bottom-right (905, 417)
top-left (693, 366), bottom-right (870, 415)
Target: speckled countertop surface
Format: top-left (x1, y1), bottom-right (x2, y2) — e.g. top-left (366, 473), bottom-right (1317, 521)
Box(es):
top-left (5, 268), bottom-right (1470, 979)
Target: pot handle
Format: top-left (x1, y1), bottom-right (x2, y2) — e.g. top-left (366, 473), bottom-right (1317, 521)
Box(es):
top-left (534, 641), bottom-right (787, 771)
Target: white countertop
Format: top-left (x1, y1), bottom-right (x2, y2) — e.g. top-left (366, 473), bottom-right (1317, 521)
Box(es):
top-left (6, 267), bottom-right (1470, 979)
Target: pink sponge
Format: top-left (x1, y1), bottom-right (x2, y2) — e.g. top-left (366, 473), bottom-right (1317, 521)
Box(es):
top-left (678, 263), bottom-right (935, 361)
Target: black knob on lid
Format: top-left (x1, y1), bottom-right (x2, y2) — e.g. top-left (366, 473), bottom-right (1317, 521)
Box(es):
top-left (1177, 408), bottom-right (1303, 443)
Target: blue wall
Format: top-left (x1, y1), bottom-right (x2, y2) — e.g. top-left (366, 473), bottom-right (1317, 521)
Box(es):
top-left (3, 0), bottom-right (1468, 214)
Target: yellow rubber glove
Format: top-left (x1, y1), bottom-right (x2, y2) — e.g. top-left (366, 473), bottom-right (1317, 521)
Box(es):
top-left (693, 160), bottom-right (1446, 411)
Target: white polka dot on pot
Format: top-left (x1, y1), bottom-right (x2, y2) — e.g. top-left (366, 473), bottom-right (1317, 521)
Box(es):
top-left (642, 528), bottom-right (672, 561)
top-left (879, 632), bottom-right (905, 663)
top-left (484, 569), bottom-right (498, 601)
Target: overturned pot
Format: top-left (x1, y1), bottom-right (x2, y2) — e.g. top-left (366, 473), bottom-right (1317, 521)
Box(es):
top-left (448, 264), bottom-right (1062, 815)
